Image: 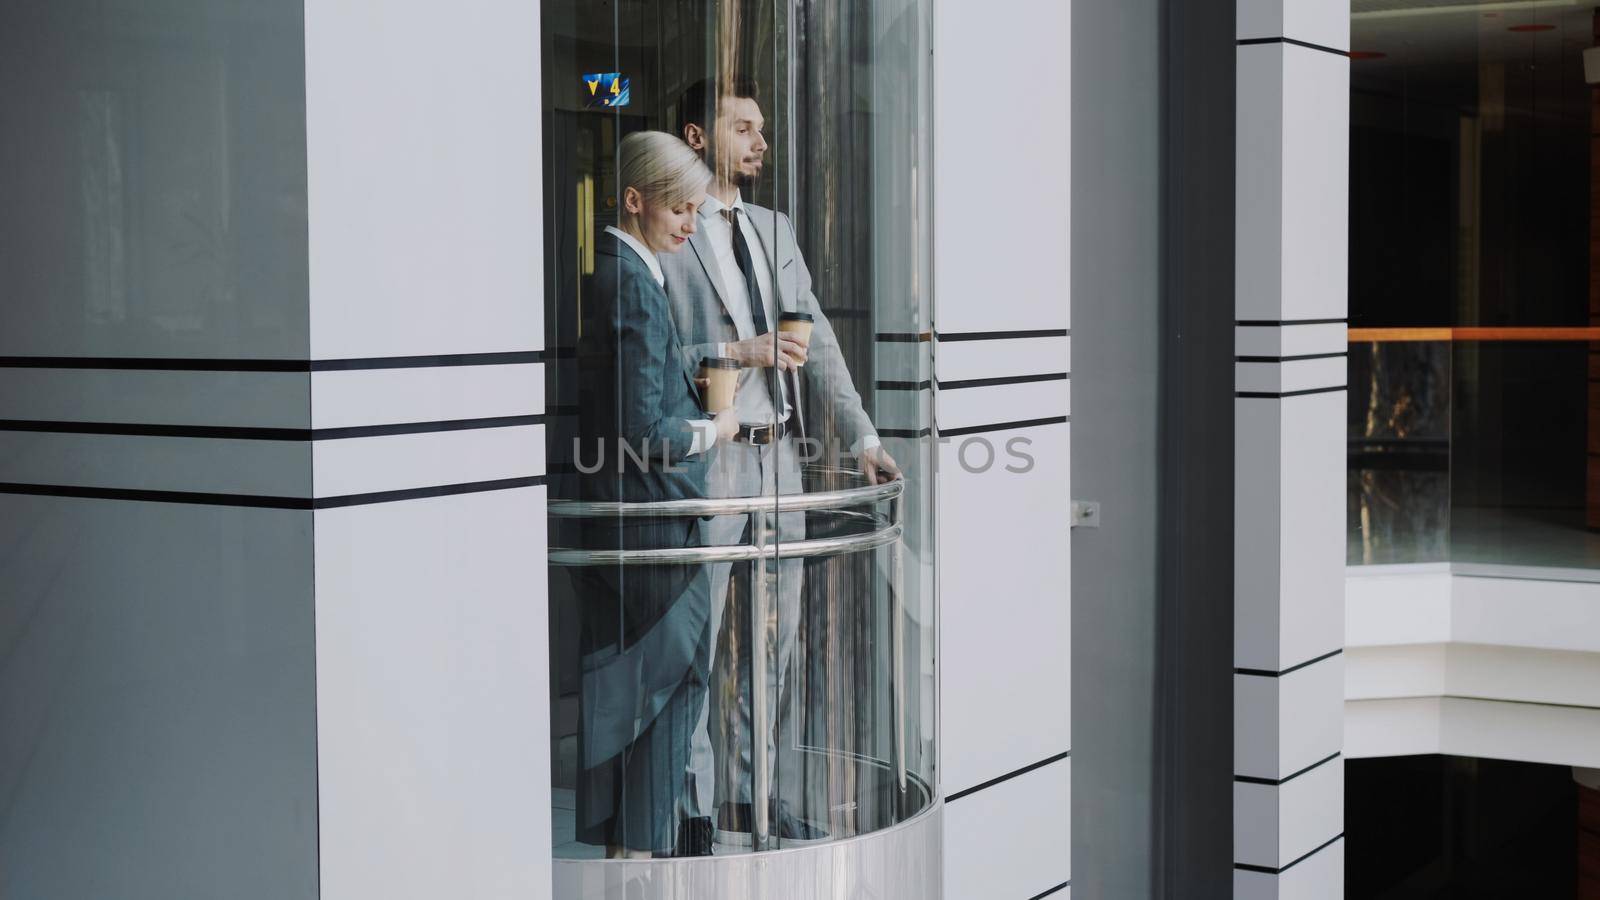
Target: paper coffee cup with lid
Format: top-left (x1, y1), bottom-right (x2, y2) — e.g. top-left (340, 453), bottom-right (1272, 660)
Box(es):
top-left (699, 356), bottom-right (740, 412)
top-left (778, 312), bottom-right (814, 363)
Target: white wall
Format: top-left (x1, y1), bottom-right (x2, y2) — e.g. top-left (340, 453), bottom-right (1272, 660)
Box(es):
top-left (934, 0), bottom-right (1072, 897)
top-left (1345, 567), bottom-right (1600, 769)
top-left (302, 2), bottom-right (550, 898)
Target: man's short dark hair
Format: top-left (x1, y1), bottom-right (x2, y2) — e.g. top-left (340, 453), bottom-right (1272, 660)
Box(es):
top-left (675, 77), bottom-right (760, 140)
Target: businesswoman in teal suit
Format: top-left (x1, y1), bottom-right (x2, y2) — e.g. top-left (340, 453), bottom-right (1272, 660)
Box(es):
top-left (572, 131), bottom-right (738, 858)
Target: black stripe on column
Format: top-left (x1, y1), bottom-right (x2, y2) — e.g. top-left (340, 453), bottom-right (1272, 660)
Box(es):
top-left (1234, 352), bottom-right (1348, 363)
top-left (1234, 833), bottom-right (1345, 875)
top-left (0, 414), bottom-right (547, 441)
top-left (875, 332), bottom-right (933, 343)
top-left (1234, 318), bottom-right (1347, 327)
top-left (0, 350), bottom-right (557, 371)
top-left (1235, 752), bottom-right (1340, 786)
top-left (1235, 648), bottom-right (1342, 678)
top-left (939, 416), bottom-right (1069, 437)
top-left (946, 750), bottom-right (1070, 803)
top-left (877, 426), bottom-right (934, 439)
top-left (1236, 36), bottom-right (1351, 58)
top-left (937, 328), bottom-right (1069, 342)
top-left (939, 372), bottom-right (1070, 390)
top-left (876, 380), bottom-right (933, 391)
top-left (1027, 881), bottom-right (1071, 900)
top-left (1235, 385), bottom-right (1347, 399)
top-left (0, 475), bottom-right (546, 509)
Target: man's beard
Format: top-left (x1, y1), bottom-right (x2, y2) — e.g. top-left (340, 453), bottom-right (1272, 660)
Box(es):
top-left (731, 162), bottom-right (761, 189)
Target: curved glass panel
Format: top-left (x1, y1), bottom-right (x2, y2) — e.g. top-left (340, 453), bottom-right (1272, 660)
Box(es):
top-left (542, 0), bottom-right (933, 862)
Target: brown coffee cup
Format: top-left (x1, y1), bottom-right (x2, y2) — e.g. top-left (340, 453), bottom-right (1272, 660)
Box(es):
top-left (699, 356), bottom-right (740, 412)
top-left (777, 312), bottom-right (814, 346)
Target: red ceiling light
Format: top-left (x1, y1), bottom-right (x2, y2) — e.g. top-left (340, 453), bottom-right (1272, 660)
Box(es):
top-left (1350, 50), bottom-right (1388, 60)
top-left (1508, 23), bottom-right (1556, 32)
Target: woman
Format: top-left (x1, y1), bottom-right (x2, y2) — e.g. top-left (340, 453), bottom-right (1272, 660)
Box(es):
top-left (572, 130), bottom-right (738, 859)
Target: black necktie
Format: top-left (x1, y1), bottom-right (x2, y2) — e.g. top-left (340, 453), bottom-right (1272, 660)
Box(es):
top-left (726, 207), bottom-right (806, 441)
top-left (727, 208), bottom-right (771, 336)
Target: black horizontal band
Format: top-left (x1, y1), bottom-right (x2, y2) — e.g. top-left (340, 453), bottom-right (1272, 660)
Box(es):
top-left (877, 426), bottom-right (934, 439)
top-left (1235, 833), bottom-right (1344, 875)
top-left (1235, 352), bottom-right (1348, 363)
top-left (937, 328), bottom-right (1069, 342)
top-left (0, 350), bottom-right (554, 372)
top-left (314, 350), bottom-right (559, 370)
top-left (1237, 36), bottom-right (1350, 58)
top-left (1236, 648), bottom-right (1342, 678)
top-left (939, 372), bottom-right (1070, 390)
top-left (875, 332), bottom-right (932, 343)
top-left (0, 475), bottom-right (545, 510)
top-left (940, 415), bottom-right (1068, 437)
top-left (946, 750), bottom-right (1070, 803)
top-left (876, 380), bottom-right (932, 391)
top-left (0, 414), bottom-right (546, 441)
top-left (1236, 385), bottom-right (1347, 399)
top-left (1235, 318), bottom-right (1347, 327)
top-left (1235, 752), bottom-right (1340, 786)
top-left (1028, 881), bottom-right (1071, 900)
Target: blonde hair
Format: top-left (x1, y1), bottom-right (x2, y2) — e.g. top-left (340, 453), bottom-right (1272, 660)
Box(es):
top-left (618, 130), bottom-right (713, 210)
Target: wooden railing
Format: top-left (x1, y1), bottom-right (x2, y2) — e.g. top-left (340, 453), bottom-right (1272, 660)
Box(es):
top-left (1346, 326), bottom-right (1600, 342)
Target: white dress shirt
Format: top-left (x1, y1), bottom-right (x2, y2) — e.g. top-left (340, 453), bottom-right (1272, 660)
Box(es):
top-left (697, 192), bottom-right (795, 427)
top-left (696, 195), bottom-right (882, 456)
top-left (605, 225), bottom-right (717, 455)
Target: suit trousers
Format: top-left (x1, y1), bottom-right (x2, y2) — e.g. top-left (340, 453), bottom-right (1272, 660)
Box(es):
top-left (689, 434), bottom-right (806, 816)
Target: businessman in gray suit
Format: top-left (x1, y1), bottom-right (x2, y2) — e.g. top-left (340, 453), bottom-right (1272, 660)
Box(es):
top-left (660, 78), bottom-right (902, 843)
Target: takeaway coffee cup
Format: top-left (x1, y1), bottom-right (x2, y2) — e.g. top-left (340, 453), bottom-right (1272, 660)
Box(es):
top-left (777, 312), bottom-right (814, 346)
top-left (699, 356), bottom-right (740, 413)
top-left (778, 312), bottom-right (814, 367)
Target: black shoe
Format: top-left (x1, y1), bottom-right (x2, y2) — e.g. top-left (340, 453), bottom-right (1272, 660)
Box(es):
top-left (666, 815), bottom-right (714, 858)
top-left (716, 800), bottom-right (829, 845)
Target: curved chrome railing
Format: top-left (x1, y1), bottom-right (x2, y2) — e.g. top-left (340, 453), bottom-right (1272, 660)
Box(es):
top-left (546, 466), bottom-right (909, 850)
top-left (547, 469), bottom-right (904, 520)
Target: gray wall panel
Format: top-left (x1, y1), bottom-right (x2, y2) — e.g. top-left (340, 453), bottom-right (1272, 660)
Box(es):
top-left (0, 496), bottom-right (317, 900)
top-left (1070, 0), bottom-right (1163, 895)
top-left (0, 0), bottom-right (309, 360)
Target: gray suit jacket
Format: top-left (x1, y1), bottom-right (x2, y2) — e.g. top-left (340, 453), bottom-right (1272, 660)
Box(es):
top-left (572, 233), bottom-right (711, 768)
top-left (659, 202), bottom-right (875, 454)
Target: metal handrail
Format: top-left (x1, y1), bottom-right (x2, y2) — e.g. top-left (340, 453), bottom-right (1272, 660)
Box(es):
top-left (546, 466), bottom-right (909, 850)
top-left (547, 472), bottom-right (903, 519)
top-left (548, 522), bottom-right (902, 566)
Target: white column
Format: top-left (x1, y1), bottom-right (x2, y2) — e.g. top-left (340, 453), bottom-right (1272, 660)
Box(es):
top-left (935, 0), bottom-right (1072, 897)
top-left (1233, 1), bottom-right (1349, 897)
top-left (303, 2), bottom-right (549, 899)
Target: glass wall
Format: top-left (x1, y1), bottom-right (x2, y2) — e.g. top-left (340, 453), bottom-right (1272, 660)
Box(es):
top-left (1349, 3), bottom-right (1600, 571)
top-left (540, 0), bottom-right (933, 860)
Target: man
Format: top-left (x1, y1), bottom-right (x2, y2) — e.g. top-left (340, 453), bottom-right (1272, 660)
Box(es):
top-left (659, 78), bottom-right (902, 846)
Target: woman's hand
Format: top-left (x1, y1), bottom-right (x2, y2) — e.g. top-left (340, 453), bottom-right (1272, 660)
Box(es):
top-left (713, 409), bottom-right (740, 443)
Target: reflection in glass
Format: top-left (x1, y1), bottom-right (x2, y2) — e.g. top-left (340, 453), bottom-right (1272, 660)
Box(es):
top-left (1348, 6), bottom-right (1600, 572)
top-left (542, 0), bottom-right (933, 863)
top-left (1347, 341), bottom-right (1451, 565)
top-left (1452, 342), bottom-right (1600, 568)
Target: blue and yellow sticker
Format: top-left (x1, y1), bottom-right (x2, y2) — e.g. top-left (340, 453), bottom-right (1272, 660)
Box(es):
top-left (582, 73), bottom-right (630, 109)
